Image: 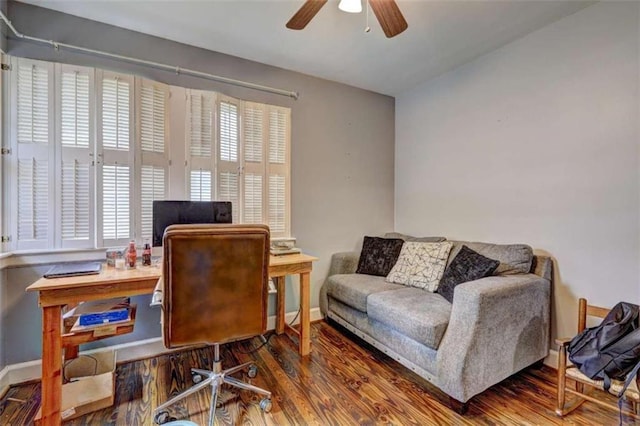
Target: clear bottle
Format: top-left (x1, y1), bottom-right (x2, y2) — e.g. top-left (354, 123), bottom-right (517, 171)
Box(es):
top-left (127, 240), bottom-right (137, 268)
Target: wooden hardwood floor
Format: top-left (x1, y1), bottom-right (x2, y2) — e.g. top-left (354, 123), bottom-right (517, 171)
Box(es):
top-left (0, 320), bottom-right (636, 425)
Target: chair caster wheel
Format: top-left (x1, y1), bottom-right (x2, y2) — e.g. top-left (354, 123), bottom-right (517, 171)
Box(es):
top-left (260, 398), bottom-right (272, 413)
top-left (192, 372), bottom-right (203, 384)
top-left (248, 364), bottom-right (258, 378)
top-left (153, 410), bottom-right (173, 424)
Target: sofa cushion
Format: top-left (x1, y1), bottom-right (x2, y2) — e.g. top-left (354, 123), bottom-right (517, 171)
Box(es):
top-left (326, 274), bottom-right (404, 313)
top-left (447, 241), bottom-right (533, 275)
top-left (355, 236), bottom-right (405, 277)
top-left (386, 241), bottom-right (453, 291)
top-left (437, 245), bottom-right (500, 303)
top-left (368, 287), bottom-right (452, 350)
top-left (384, 232), bottom-right (446, 243)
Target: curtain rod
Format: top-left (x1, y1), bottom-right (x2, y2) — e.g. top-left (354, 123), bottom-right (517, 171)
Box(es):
top-left (0, 10), bottom-right (299, 100)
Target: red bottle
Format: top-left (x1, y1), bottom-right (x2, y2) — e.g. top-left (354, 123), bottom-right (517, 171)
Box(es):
top-left (127, 240), bottom-right (137, 268)
top-left (142, 243), bottom-right (152, 266)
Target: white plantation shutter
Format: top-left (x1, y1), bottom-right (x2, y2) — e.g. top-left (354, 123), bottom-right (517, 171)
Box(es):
top-left (140, 166), bottom-right (165, 240)
top-left (217, 96), bottom-right (240, 222)
top-left (136, 78), bottom-right (169, 242)
top-left (56, 64), bottom-right (95, 248)
top-left (269, 108), bottom-right (287, 165)
top-left (219, 100), bottom-right (238, 162)
top-left (61, 160), bottom-right (90, 241)
top-left (60, 69), bottom-right (90, 148)
top-left (140, 81), bottom-right (166, 154)
top-left (190, 170), bottom-right (212, 201)
top-left (268, 174), bottom-right (286, 234)
top-left (218, 171), bottom-right (239, 223)
top-left (4, 57), bottom-right (293, 252)
top-left (189, 91), bottom-right (213, 158)
top-left (17, 62), bottom-right (49, 146)
top-left (244, 103), bottom-right (263, 163)
top-left (17, 159), bottom-right (49, 242)
top-left (102, 164), bottom-right (130, 240)
top-left (267, 106), bottom-right (290, 237)
top-left (102, 77), bottom-right (129, 151)
top-left (186, 90), bottom-right (214, 201)
top-left (243, 173), bottom-right (263, 223)
top-left (12, 58), bottom-right (55, 250)
top-left (241, 102), bottom-right (266, 225)
top-left (98, 71), bottom-right (134, 246)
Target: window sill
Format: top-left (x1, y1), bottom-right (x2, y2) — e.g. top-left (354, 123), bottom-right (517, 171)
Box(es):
top-left (0, 248), bottom-right (106, 270)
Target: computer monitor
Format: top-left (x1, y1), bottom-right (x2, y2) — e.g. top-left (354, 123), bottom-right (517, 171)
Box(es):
top-left (152, 201), bottom-right (232, 247)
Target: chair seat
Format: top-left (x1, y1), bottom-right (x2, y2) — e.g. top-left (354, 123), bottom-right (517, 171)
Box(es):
top-left (566, 366), bottom-right (640, 401)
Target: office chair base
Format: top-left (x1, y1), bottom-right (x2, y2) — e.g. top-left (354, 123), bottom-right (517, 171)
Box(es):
top-left (153, 360), bottom-right (272, 426)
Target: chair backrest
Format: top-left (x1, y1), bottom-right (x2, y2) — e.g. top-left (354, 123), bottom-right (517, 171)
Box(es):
top-left (162, 224), bottom-right (270, 348)
top-left (577, 297), bottom-right (610, 333)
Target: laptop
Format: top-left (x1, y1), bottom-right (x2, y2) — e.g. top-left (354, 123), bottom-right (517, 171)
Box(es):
top-left (44, 262), bottom-right (102, 279)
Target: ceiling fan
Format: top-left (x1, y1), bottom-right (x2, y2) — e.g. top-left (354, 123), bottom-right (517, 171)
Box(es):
top-left (286, 0), bottom-right (408, 38)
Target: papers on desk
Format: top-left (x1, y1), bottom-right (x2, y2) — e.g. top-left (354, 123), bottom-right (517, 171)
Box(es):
top-left (270, 247), bottom-right (301, 256)
top-left (65, 297), bottom-right (132, 331)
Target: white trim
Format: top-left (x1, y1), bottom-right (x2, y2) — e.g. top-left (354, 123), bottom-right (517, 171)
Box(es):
top-left (0, 247), bottom-right (106, 270)
top-left (0, 308), bottom-right (322, 392)
top-left (545, 348), bottom-right (559, 369)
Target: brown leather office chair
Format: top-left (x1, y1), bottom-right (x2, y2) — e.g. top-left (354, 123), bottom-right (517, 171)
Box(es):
top-left (153, 224), bottom-right (272, 426)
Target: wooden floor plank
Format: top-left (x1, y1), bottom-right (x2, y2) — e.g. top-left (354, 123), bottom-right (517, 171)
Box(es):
top-left (0, 320), bottom-right (637, 425)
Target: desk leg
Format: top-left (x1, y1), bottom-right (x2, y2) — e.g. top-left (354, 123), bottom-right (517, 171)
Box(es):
top-left (299, 272), bottom-right (311, 356)
top-left (275, 277), bottom-right (285, 335)
top-left (41, 305), bottom-right (63, 426)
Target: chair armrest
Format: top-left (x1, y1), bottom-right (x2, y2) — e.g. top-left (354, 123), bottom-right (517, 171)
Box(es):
top-left (555, 337), bottom-right (572, 348)
top-left (436, 274), bottom-right (551, 402)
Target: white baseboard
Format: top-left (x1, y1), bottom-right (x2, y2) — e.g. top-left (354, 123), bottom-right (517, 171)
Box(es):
top-left (0, 308), bottom-right (323, 395)
top-left (544, 349), bottom-right (558, 369)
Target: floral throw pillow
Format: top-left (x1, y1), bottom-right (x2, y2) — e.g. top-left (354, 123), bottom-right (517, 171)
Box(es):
top-left (385, 241), bottom-right (453, 291)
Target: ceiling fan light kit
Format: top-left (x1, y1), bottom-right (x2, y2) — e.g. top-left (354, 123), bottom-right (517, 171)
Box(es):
top-left (286, 0), bottom-right (408, 38)
top-left (338, 0), bottom-right (362, 14)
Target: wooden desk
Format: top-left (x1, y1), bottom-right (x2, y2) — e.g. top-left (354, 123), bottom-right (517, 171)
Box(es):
top-left (26, 253), bottom-right (317, 426)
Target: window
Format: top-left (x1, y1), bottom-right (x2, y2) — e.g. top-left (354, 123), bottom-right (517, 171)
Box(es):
top-left (11, 57), bottom-right (54, 250)
top-left (97, 71), bottom-right (133, 247)
top-left (186, 89), bottom-right (214, 202)
top-left (4, 56), bottom-right (291, 251)
top-left (136, 78), bottom-right (168, 241)
top-left (216, 96), bottom-right (241, 224)
top-left (57, 64), bottom-right (95, 248)
top-left (184, 90), bottom-right (293, 239)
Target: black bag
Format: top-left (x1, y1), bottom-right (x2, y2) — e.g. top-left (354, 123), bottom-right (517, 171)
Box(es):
top-left (568, 301), bottom-right (640, 392)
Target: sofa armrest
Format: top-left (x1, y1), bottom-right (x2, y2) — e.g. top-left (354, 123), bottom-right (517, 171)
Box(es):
top-left (436, 274), bottom-right (551, 402)
top-left (320, 251), bottom-right (360, 315)
top-left (328, 251), bottom-right (360, 276)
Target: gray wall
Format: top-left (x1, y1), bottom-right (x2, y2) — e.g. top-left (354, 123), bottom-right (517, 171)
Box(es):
top-left (396, 2), bottom-right (640, 342)
top-left (2, 2), bottom-right (395, 365)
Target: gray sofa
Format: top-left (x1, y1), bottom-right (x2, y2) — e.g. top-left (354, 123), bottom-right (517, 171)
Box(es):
top-left (320, 237), bottom-right (552, 411)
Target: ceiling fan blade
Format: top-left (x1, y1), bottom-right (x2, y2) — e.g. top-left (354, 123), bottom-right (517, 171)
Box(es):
top-left (286, 0), bottom-right (328, 30)
top-left (369, 0), bottom-right (408, 38)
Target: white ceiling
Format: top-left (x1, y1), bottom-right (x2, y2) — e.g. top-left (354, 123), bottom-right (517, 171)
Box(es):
top-left (17, 0), bottom-right (594, 96)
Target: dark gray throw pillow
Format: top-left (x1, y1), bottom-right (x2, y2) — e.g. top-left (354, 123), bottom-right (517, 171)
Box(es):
top-left (437, 245), bottom-right (500, 303)
top-left (356, 236), bottom-right (404, 277)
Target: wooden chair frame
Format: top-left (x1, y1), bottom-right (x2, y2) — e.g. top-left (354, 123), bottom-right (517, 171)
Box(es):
top-left (556, 298), bottom-right (640, 418)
